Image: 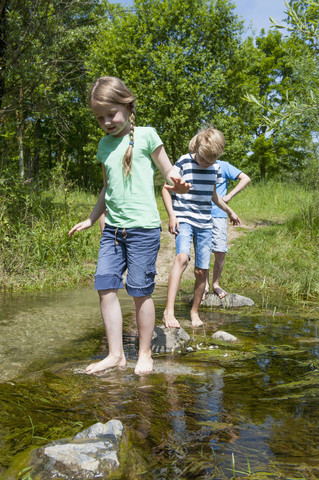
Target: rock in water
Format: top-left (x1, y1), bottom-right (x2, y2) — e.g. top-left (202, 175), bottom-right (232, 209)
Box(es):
top-left (202, 292), bottom-right (254, 308)
top-left (151, 325), bottom-right (190, 353)
top-left (28, 420), bottom-right (124, 479)
top-left (212, 330), bottom-right (238, 342)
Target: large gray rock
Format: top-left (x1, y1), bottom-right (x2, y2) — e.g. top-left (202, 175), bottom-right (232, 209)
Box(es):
top-left (29, 420), bottom-right (124, 479)
top-left (151, 325), bottom-right (190, 353)
top-left (201, 292), bottom-right (254, 308)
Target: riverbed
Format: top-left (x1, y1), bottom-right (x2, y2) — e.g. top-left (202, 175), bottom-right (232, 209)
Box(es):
top-left (0, 285), bottom-right (319, 479)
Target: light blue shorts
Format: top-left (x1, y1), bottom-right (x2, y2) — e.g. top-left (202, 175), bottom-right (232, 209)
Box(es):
top-left (175, 222), bottom-right (212, 269)
top-left (212, 218), bottom-right (228, 253)
top-left (94, 225), bottom-right (161, 297)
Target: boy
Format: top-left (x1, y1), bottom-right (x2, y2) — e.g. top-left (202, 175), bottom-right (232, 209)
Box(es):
top-left (162, 127), bottom-right (241, 329)
top-left (203, 161), bottom-right (250, 299)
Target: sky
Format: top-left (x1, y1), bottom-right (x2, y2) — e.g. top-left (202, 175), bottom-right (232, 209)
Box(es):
top-left (234, 0), bottom-right (288, 35)
top-left (109, 0), bottom-right (289, 36)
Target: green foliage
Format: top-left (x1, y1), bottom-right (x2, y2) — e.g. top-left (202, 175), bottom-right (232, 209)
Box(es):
top-left (0, 166), bottom-right (100, 291)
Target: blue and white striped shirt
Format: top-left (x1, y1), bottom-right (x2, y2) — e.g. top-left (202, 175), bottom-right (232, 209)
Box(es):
top-left (172, 153), bottom-right (223, 229)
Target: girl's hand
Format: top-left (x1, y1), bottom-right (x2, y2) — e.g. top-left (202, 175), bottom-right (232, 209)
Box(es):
top-left (68, 219), bottom-right (92, 237)
top-left (164, 177), bottom-right (192, 194)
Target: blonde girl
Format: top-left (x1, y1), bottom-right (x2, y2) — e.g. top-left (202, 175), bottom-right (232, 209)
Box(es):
top-left (68, 76), bottom-right (190, 375)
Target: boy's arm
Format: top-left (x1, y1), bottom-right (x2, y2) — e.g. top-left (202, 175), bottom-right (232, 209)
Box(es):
top-left (212, 186), bottom-right (242, 226)
top-left (161, 186), bottom-right (180, 235)
top-left (223, 172), bottom-right (251, 204)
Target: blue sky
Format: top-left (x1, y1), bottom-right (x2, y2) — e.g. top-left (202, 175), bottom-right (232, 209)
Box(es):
top-left (234, 0), bottom-right (288, 34)
top-left (109, 0), bottom-right (289, 35)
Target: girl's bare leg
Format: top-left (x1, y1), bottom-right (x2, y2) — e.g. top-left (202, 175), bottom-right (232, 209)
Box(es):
top-left (86, 289), bottom-right (126, 374)
top-left (163, 253), bottom-right (189, 328)
top-left (134, 295), bottom-right (155, 375)
top-left (190, 267), bottom-right (207, 327)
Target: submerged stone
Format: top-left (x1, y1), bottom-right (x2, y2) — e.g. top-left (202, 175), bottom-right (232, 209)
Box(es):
top-left (151, 325), bottom-right (190, 353)
top-left (212, 331), bottom-right (238, 342)
top-left (28, 420), bottom-right (124, 479)
top-left (201, 292), bottom-right (254, 308)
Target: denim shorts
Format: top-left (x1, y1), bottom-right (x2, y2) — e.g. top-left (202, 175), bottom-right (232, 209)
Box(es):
top-left (211, 218), bottom-right (228, 253)
top-left (175, 222), bottom-right (212, 269)
top-left (94, 225), bottom-right (161, 297)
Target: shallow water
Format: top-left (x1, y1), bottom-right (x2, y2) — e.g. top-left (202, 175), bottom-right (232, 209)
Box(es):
top-left (1, 285), bottom-right (319, 479)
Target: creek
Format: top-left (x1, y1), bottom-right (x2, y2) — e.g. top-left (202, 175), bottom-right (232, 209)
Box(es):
top-left (0, 285), bottom-right (319, 479)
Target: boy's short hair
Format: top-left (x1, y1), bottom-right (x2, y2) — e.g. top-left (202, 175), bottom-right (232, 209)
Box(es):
top-left (189, 127), bottom-right (225, 164)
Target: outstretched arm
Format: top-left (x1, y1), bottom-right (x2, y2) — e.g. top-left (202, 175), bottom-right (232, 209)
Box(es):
top-left (151, 145), bottom-right (191, 194)
top-left (68, 165), bottom-right (107, 237)
top-left (222, 172), bottom-right (251, 204)
top-left (161, 186), bottom-right (180, 235)
top-left (212, 186), bottom-right (242, 226)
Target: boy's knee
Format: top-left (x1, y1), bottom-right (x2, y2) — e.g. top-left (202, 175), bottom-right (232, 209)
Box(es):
top-left (194, 267), bottom-right (207, 280)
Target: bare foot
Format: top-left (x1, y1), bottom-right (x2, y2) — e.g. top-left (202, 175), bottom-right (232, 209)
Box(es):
top-left (163, 310), bottom-right (180, 328)
top-left (202, 289), bottom-right (209, 301)
top-left (85, 354), bottom-right (126, 375)
top-left (134, 352), bottom-right (153, 375)
top-left (190, 311), bottom-right (204, 328)
top-left (213, 286), bottom-right (227, 299)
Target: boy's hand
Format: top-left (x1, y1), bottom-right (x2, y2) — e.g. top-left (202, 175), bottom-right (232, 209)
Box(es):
top-left (164, 177), bottom-right (192, 194)
top-left (68, 219), bottom-right (92, 237)
top-left (168, 215), bottom-right (179, 235)
top-left (228, 212), bottom-right (242, 227)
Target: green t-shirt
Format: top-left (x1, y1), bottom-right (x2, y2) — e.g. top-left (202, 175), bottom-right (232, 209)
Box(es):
top-left (96, 126), bottom-right (163, 228)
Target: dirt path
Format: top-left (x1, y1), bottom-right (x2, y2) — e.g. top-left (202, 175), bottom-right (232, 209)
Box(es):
top-left (156, 220), bottom-right (253, 286)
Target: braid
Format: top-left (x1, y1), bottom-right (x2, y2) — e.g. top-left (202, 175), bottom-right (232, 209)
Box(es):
top-left (123, 110), bottom-right (135, 177)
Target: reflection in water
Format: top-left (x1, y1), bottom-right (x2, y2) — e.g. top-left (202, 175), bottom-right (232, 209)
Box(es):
top-left (0, 285), bottom-right (319, 478)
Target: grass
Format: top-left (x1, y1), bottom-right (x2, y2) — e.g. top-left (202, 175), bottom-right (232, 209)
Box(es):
top-left (0, 176), bottom-right (318, 300)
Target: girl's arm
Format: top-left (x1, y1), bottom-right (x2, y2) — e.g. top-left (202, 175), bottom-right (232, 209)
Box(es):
top-left (68, 165), bottom-right (107, 237)
top-left (151, 145), bottom-right (191, 194)
top-left (212, 186), bottom-right (242, 226)
top-left (161, 186), bottom-right (179, 235)
top-left (99, 165), bottom-right (108, 234)
top-left (222, 172), bottom-right (251, 204)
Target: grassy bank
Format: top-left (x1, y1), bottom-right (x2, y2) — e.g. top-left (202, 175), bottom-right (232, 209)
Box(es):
top-left (207, 181), bottom-right (319, 300)
top-left (1, 177), bottom-right (318, 300)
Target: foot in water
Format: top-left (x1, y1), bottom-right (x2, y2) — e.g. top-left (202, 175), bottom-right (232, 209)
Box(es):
top-left (163, 310), bottom-right (180, 328)
top-left (213, 286), bottom-right (227, 299)
top-left (134, 352), bottom-right (154, 375)
top-left (85, 354), bottom-right (126, 375)
top-left (190, 311), bottom-right (204, 328)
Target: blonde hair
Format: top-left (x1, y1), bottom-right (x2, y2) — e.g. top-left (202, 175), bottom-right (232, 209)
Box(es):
top-left (89, 76), bottom-right (136, 176)
top-left (189, 127), bottom-right (225, 164)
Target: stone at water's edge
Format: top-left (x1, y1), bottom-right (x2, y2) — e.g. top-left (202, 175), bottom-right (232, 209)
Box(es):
top-left (151, 325), bottom-right (190, 353)
top-left (27, 420), bottom-right (124, 480)
top-left (212, 330), bottom-right (238, 342)
top-left (201, 292), bottom-right (254, 308)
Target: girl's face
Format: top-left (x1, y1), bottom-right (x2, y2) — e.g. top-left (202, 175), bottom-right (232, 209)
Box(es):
top-left (91, 102), bottom-right (131, 138)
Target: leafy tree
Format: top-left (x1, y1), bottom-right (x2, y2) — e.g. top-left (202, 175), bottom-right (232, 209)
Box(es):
top-left (85, 0), bottom-right (249, 165)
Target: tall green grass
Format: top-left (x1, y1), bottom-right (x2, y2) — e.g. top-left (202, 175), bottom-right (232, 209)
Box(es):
top-left (0, 170), bottom-right (101, 291)
top-left (222, 181), bottom-right (319, 299)
top-left (1, 175), bottom-right (318, 299)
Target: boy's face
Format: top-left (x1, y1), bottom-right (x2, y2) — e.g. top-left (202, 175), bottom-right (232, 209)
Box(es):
top-left (195, 153), bottom-right (215, 169)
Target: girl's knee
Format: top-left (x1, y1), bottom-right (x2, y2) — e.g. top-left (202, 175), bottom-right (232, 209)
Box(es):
top-left (175, 252), bottom-right (189, 269)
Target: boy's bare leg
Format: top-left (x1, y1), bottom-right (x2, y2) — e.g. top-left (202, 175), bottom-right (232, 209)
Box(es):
top-left (202, 269), bottom-right (210, 300)
top-left (86, 289), bottom-right (126, 374)
top-left (212, 252), bottom-right (227, 298)
top-left (134, 295), bottom-right (155, 375)
top-left (190, 267), bottom-right (207, 327)
top-left (163, 253), bottom-right (189, 328)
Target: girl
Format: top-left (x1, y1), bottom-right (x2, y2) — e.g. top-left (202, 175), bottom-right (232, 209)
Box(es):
top-left (68, 76), bottom-right (190, 375)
